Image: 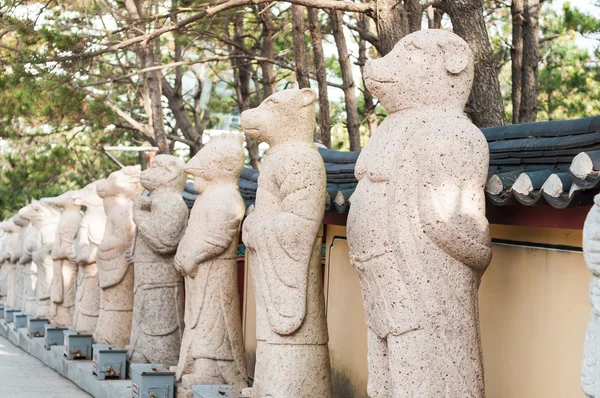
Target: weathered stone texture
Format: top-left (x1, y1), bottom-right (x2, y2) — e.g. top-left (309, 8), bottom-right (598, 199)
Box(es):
top-left (241, 88), bottom-right (333, 398)
top-left (582, 195), bottom-right (600, 397)
top-left (128, 155), bottom-right (187, 367)
top-left (14, 209), bottom-right (38, 314)
top-left (48, 191), bottom-right (82, 328)
top-left (174, 135), bottom-right (247, 398)
top-left (1, 218), bottom-right (21, 308)
top-left (346, 29), bottom-right (492, 398)
top-left (28, 201), bottom-right (61, 318)
top-left (71, 181), bottom-right (106, 334)
top-left (95, 166), bottom-right (142, 345)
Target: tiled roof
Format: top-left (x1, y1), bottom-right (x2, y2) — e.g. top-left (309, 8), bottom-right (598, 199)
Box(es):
top-left (484, 116), bottom-right (600, 208)
top-left (182, 116), bottom-right (600, 212)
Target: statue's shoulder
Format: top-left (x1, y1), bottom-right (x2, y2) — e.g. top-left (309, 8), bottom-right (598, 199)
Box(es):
top-left (285, 143), bottom-right (324, 168)
top-left (417, 116), bottom-right (487, 153)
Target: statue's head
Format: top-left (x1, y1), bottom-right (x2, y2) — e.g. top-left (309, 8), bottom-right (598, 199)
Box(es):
top-left (140, 155), bottom-right (186, 193)
top-left (97, 166), bottom-right (142, 200)
top-left (45, 191), bottom-right (78, 212)
top-left (16, 205), bottom-right (34, 225)
top-left (241, 88), bottom-right (317, 146)
top-left (1, 217), bottom-right (20, 234)
top-left (364, 29), bottom-right (474, 113)
top-left (73, 180), bottom-right (104, 208)
top-left (30, 199), bottom-right (61, 226)
top-left (184, 133), bottom-right (245, 194)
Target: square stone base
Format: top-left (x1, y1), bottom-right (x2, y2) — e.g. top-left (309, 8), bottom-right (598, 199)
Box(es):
top-left (0, 319), bottom-right (131, 397)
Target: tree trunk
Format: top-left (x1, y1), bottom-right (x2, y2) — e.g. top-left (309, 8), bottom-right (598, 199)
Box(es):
top-left (162, 77), bottom-right (203, 156)
top-left (331, 10), bottom-right (361, 151)
top-left (376, 0), bottom-right (409, 55)
top-left (426, 6), bottom-right (444, 29)
top-left (440, 0), bottom-right (505, 127)
top-left (232, 12), bottom-right (260, 169)
top-left (142, 54), bottom-right (168, 154)
top-left (358, 13), bottom-right (378, 137)
top-left (511, 0), bottom-right (524, 124)
top-left (259, 5), bottom-right (277, 98)
top-left (308, 7), bottom-right (332, 148)
top-left (162, 0), bottom-right (203, 156)
top-left (405, 0), bottom-right (422, 33)
top-left (291, 5), bottom-right (311, 89)
top-left (125, 0), bottom-right (169, 153)
top-left (519, 0), bottom-right (539, 123)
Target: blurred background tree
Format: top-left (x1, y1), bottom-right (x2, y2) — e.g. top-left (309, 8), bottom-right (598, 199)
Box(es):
top-left (0, 0), bottom-right (599, 217)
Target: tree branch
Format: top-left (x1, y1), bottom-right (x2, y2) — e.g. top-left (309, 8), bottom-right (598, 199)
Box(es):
top-left (77, 54), bottom-right (289, 87)
top-left (167, 133), bottom-right (195, 146)
top-left (45, 0), bottom-right (375, 63)
top-left (89, 93), bottom-right (153, 138)
top-left (345, 22), bottom-right (381, 53)
top-left (421, 0), bottom-right (443, 11)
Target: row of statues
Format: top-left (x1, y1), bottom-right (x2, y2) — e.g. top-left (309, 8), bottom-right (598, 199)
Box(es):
top-left (0, 29), bottom-right (492, 397)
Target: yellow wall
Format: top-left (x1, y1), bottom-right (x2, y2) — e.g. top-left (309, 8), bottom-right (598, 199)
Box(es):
top-left (243, 224), bottom-right (591, 397)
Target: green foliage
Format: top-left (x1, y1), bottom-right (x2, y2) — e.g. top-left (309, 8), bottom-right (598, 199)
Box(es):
top-left (537, 5), bottom-right (600, 120)
top-left (563, 2), bottom-right (600, 35)
top-left (486, 1), bottom-right (600, 122)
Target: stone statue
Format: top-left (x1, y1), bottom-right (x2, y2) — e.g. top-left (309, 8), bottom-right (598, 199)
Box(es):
top-left (241, 89), bottom-right (332, 398)
top-left (1, 218), bottom-right (21, 308)
top-left (10, 214), bottom-right (27, 311)
top-left (346, 29), bottom-right (492, 397)
top-left (29, 200), bottom-right (61, 318)
top-left (173, 134), bottom-right (247, 397)
top-left (47, 191), bottom-right (82, 327)
top-left (582, 195), bottom-right (600, 397)
top-left (70, 181), bottom-right (106, 334)
top-left (0, 226), bottom-right (7, 302)
top-left (127, 155), bottom-right (187, 367)
top-left (17, 205), bottom-right (42, 314)
top-left (95, 166), bottom-right (142, 345)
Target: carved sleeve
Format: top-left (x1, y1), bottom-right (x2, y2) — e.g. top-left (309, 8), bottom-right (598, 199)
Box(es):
top-left (98, 211), bottom-right (134, 261)
top-left (135, 195), bottom-right (188, 255)
top-left (254, 149), bottom-right (326, 335)
top-left (22, 228), bottom-right (40, 263)
top-left (414, 124), bottom-right (492, 270)
top-left (177, 195), bottom-right (242, 277)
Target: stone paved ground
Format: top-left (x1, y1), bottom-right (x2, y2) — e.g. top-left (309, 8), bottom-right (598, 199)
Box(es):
top-left (0, 335), bottom-right (91, 397)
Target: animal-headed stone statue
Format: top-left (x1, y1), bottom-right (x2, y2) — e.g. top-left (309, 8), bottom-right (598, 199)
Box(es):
top-left (70, 181), bottom-right (106, 334)
top-left (17, 205), bottom-right (41, 314)
top-left (582, 195), bottom-right (600, 397)
top-left (346, 29), bottom-right (492, 397)
top-left (241, 88), bottom-right (332, 398)
top-left (128, 155), bottom-right (187, 367)
top-left (29, 200), bottom-right (61, 318)
top-left (0, 225), bottom-right (7, 302)
top-left (47, 191), bottom-right (82, 327)
top-left (1, 218), bottom-right (21, 308)
top-left (95, 166), bottom-right (142, 345)
top-left (173, 134), bottom-right (247, 397)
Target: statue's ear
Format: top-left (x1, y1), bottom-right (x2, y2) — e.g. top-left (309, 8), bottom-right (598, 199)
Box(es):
top-left (300, 88), bottom-right (317, 107)
top-left (440, 40), bottom-right (471, 75)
